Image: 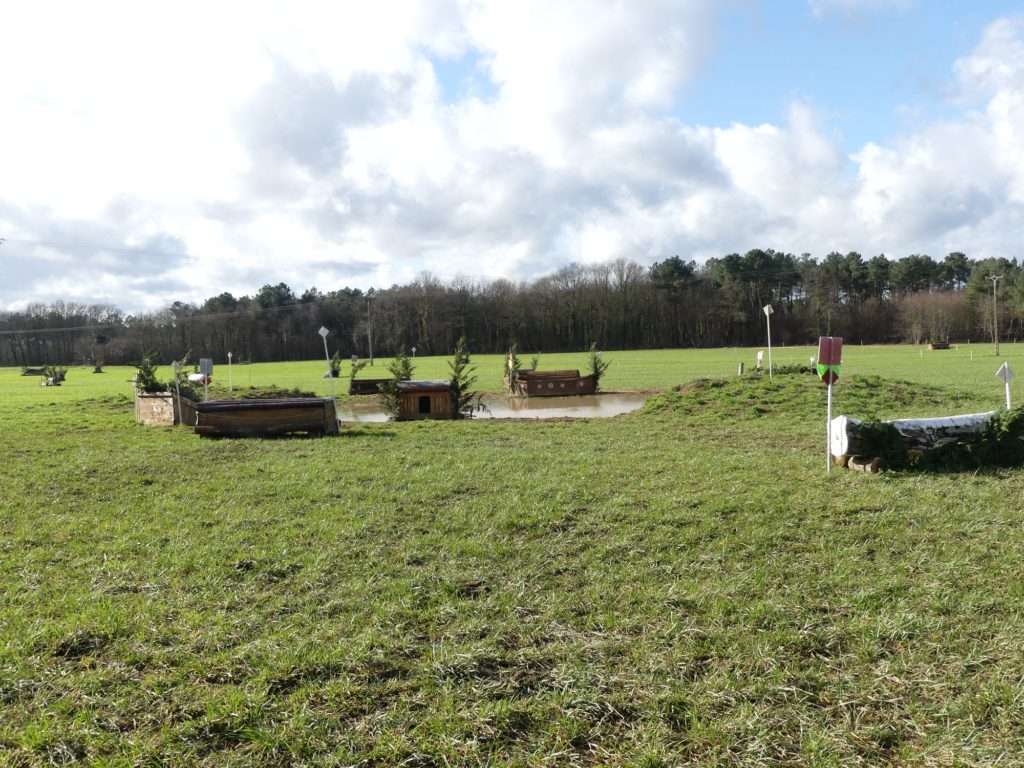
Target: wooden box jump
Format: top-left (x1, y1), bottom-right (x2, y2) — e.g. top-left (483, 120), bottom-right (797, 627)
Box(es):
top-left (194, 398), bottom-right (339, 437)
top-left (506, 369), bottom-right (596, 397)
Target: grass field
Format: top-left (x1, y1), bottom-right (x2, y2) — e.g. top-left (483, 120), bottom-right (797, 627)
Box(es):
top-left (3, 346), bottom-right (1024, 766)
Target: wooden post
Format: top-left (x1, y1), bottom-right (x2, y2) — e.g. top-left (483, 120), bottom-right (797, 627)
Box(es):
top-left (171, 360), bottom-right (183, 425)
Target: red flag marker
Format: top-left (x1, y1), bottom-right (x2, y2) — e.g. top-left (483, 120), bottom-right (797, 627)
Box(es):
top-left (818, 337), bottom-right (843, 474)
top-left (816, 336), bottom-right (843, 384)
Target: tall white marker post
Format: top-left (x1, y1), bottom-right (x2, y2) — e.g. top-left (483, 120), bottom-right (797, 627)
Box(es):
top-left (997, 362), bottom-right (1013, 409)
top-left (227, 351), bottom-right (233, 392)
top-left (763, 304), bottom-right (774, 379)
top-left (319, 326), bottom-right (337, 417)
top-left (817, 336), bottom-right (843, 476)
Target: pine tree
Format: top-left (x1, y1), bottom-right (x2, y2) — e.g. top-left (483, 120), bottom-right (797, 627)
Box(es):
top-left (448, 336), bottom-right (478, 419)
top-left (588, 342), bottom-right (610, 391)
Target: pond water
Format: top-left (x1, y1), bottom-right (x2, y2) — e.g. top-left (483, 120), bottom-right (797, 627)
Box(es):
top-left (336, 392), bottom-right (649, 423)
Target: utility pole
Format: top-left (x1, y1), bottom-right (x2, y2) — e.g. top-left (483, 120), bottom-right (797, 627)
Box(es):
top-left (989, 274), bottom-right (1003, 355)
top-left (366, 294), bottom-right (374, 365)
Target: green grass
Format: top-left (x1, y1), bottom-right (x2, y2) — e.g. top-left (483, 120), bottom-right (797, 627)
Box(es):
top-left (18, 341), bottom-right (1022, 402)
top-left (3, 348), bottom-right (1024, 765)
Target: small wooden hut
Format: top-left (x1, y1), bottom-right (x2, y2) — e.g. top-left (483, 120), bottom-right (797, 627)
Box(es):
top-left (506, 369), bottom-right (596, 397)
top-left (395, 380), bottom-right (453, 420)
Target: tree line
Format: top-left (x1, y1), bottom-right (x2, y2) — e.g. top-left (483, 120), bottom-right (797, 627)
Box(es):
top-left (2, 250), bottom-right (1022, 367)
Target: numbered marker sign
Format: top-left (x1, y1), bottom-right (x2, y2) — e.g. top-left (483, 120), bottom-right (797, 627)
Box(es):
top-left (816, 337), bottom-right (842, 384)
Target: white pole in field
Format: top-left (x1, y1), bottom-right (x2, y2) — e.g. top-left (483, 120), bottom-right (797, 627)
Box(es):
top-left (827, 381), bottom-right (833, 475)
top-left (997, 362), bottom-right (1013, 409)
top-left (227, 351), bottom-right (233, 392)
top-left (818, 336), bottom-right (842, 476)
top-left (763, 304), bottom-right (774, 379)
top-left (319, 326), bottom-right (337, 414)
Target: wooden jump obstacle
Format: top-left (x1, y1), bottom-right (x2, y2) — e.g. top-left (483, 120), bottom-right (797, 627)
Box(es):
top-left (394, 380), bottom-right (454, 420)
top-left (194, 398), bottom-right (339, 437)
top-left (830, 411), bottom-right (994, 471)
top-left (348, 378), bottom-right (390, 395)
top-left (506, 369), bottom-right (596, 397)
top-left (135, 391), bottom-right (198, 426)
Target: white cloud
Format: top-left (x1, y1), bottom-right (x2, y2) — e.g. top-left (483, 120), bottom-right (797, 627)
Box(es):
top-left (807, 0), bottom-right (913, 18)
top-left (2, 4), bottom-right (1024, 313)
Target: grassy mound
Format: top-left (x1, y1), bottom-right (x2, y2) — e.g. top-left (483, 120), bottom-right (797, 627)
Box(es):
top-left (644, 370), bottom-right (977, 424)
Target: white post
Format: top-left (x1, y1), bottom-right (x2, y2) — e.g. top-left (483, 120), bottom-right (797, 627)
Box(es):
top-left (826, 382), bottom-right (833, 475)
top-left (996, 362), bottom-right (1014, 410)
top-left (763, 304), bottom-right (774, 379)
top-left (228, 351), bottom-right (233, 392)
top-left (319, 327), bottom-right (337, 416)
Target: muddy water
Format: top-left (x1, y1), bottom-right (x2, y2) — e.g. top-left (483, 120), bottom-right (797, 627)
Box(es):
top-left (337, 393), bottom-right (648, 423)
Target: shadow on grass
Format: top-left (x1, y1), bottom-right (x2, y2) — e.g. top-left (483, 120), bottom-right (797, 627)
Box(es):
top-left (337, 428), bottom-right (396, 439)
top-left (197, 429), bottom-right (397, 440)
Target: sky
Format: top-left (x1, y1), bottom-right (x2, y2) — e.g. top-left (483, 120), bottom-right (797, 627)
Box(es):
top-left (2, 0), bottom-right (1024, 313)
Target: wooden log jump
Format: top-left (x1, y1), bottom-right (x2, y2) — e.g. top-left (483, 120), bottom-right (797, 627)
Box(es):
top-left (830, 412), bottom-right (995, 459)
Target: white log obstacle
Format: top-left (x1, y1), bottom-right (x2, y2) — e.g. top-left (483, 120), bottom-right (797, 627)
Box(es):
top-left (830, 412), bottom-right (996, 458)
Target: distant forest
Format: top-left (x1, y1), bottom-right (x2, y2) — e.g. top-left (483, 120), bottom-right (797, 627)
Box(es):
top-left (2, 250), bottom-right (1021, 367)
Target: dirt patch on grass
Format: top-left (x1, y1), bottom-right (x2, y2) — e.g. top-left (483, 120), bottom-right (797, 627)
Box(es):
top-left (52, 630), bottom-right (111, 659)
